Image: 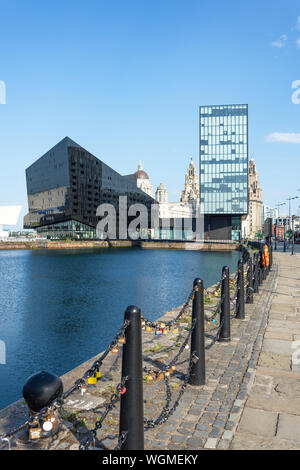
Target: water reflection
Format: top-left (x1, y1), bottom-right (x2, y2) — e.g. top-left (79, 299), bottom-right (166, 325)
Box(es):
top-left (0, 247), bottom-right (240, 409)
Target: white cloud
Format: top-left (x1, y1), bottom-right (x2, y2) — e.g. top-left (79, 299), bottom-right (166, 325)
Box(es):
top-left (271, 34), bottom-right (288, 48)
top-left (266, 132), bottom-right (300, 143)
top-left (297, 38), bottom-right (300, 48)
top-left (296, 16), bottom-right (300, 30)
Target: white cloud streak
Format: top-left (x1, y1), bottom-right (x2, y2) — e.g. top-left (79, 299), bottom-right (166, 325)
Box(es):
top-left (266, 132), bottom-right (300, 143)
top-left (271, 34), bottom-right (288, 48)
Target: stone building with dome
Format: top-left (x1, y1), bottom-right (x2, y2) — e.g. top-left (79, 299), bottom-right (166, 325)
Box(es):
top-left (155, 159), bottom-right (200, 223)
top-left (134, 162), bottom-right (154, 197)
top-left (181, 159), bottom-right (200, 203)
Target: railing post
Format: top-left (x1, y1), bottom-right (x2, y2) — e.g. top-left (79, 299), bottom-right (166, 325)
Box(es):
top-left (236, 260), bottom-right (245, 319)
top-left (119, 305), bottom-right (144, 450)
top-left (219, 266), bottom-right (231, 342)
top-left (189, 278), bottom-right (205, 386)
top-left (246, 256), bottom-right (254, 304)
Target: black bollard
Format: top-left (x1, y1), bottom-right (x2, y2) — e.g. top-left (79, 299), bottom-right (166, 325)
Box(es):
top-left (269, 242), bottom-right (273, 270)
top-left (246, 257), bottom-right (254, 304)
top-left (23, 371), bottom-right (63, 413)
top-left (236, 260), bottom-right (245, 319)
top-left (253, 253), bottom-right (259, 293)
top-left (189, 278), bottom-right (205, 386)
top-left (119, 305), bottom-right (144, 450)
top-left (219, 266), bottom-right (230, 342)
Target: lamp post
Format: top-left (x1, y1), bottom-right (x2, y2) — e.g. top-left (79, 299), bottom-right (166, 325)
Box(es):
top-left (286, 196), bottom-right (299, 249)
top-left (292, 215), bottom-right (295, 256)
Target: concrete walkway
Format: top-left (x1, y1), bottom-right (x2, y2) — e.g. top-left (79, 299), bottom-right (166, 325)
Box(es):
top-left (230, 252), bottom-right (300, 450)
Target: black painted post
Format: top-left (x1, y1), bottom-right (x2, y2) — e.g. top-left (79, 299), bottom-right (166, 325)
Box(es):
top-left (269, 241), bottom-right (273, 269)
top-left (246, 256), bottom-right (254, 304)
top-left (119, 305), bottom-right (144, 450)
top-left (253, 252), bottom-right (259, 293)
top-left (236, 260), bottom-right (245, 319)
top-left (189, 278), bottom-right (205, 386)
top-left (219, 266), bottom-right (230, 342)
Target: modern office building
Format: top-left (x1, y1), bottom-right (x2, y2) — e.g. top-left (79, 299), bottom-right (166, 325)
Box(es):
top-left (199, 104), bottom-right (248, 240)
top-left (24, 137), bottom-right (155, 239)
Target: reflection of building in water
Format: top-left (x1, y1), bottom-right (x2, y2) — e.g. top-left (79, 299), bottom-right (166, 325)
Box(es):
top-left (24, 137), bottom-right (155, 239)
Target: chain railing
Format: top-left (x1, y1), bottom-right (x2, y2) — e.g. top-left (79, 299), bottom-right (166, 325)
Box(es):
top-left (0, 240), bottom-right (273, 451)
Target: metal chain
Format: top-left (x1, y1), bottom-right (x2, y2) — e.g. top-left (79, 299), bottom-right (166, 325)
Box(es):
top-left (0, 321), bottom-right (130, 442)
top-left (144, 351), bottom-right (198, 430)
top-left (78, 376), bottom-right (128, 450)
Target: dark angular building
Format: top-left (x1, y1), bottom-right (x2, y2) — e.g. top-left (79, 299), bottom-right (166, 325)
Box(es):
top-left (24, 137), bottom-right (155, 238)
top-left (199, 104), bottom-right (249, 241)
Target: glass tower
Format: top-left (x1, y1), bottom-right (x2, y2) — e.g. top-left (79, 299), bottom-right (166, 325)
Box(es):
top-left (199, 104), bottom-right (248, 240)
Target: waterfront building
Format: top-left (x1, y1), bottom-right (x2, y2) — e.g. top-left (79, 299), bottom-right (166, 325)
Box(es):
top-left (180, 158), bottom-right (200, 203)
top-left (199, 104), bottom-right (248, 240)
top-left (241, 159), bottom-right (263, 239)
top-left (155, 160), bottom-right (199, 219)
top-left (154, 160), bottom-right (200, 239)
top-left (134, 162), bottom-right (153, 197)
top-left (0, 206), bottom-right (22, 238)
top-left (24, 137), bottom-right (155, 239)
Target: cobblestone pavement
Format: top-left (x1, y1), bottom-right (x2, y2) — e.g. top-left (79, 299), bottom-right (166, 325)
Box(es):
top-left (0, 259), bottom-right (278, 451)
top-left (230, 252), bottom-right (300, 450)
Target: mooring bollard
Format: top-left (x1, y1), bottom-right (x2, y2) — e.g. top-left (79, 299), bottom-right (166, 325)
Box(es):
top-left (236, 260), bottom-right (245, 319)
top-left (219, 266), bottom-right (230, 342)
top-left (246, 256), bottom-right (254, 304)
top-left (22, 371), bottom-right (63, 439)
top-left (119, 305), bottom-right (144, 450)
top-left (189, 278), bottom-right (205, 386)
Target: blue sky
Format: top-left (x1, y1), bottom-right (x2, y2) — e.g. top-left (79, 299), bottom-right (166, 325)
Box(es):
top-left (0, 0), bottom-right (300, 228)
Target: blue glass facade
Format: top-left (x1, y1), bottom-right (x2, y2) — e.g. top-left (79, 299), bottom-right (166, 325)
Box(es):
top-left (199, 104), bottom-right (248, 216)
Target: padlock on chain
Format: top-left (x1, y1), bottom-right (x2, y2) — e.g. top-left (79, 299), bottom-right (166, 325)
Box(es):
top-left (42, 410), bottom-right (59, 434)
top-left (87, 371), bottom-right (97, 385)
top-left (95, 364), bottom-right (101, 379)
top-left (28, 419), bottom-right (42, 440)
top-left (80, 382), bottom-right (87, 396)
top-left (111, 344), bottom-right (119, 354)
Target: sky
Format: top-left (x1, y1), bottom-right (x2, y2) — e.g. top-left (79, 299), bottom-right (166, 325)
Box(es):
top-left (0, 0), bottom-right (300, 229)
